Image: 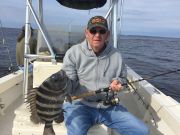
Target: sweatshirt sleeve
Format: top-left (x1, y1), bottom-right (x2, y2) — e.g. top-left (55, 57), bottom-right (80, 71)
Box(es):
top-left (112, 61), bottom-right (127, 85)
top-left (62, 49), bottom-right (79, 94)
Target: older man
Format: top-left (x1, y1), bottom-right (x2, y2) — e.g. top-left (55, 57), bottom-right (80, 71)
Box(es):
top-left (62, 16), bottom-right (149, 135)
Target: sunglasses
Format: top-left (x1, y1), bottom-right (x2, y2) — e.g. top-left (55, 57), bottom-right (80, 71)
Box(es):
top-left (89, 28), bottom-right (107, 35)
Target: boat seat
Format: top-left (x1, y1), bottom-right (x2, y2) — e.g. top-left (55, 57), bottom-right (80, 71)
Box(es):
top-left (12, 103), bottom-right (109, 135)
top-left (11, 61), bottom-right (111, 135)
top-left (33, 61), bottom-right (63, 88)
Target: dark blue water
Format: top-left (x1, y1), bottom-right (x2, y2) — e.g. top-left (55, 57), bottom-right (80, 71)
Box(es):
top-left (0, 28), bottom-right (180, 102)
top-left (119, 36), bottom-right (180, 102)
top-left (0, 28), bottom-right (19, 76)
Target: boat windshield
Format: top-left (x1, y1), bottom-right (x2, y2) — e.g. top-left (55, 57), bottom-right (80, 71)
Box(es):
top-left (37, 24), bottom-right (85, 55)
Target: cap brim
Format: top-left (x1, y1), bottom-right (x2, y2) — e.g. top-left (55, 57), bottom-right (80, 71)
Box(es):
top-left (88, 24), bottom-right (108, 30)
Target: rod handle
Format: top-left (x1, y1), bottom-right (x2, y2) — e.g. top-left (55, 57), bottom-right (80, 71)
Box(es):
top-left (71, 91), bottom-right (96, 100)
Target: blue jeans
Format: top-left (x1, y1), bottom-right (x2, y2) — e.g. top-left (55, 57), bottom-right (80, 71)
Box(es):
top-left (63, 101), bottom-right (149, 135)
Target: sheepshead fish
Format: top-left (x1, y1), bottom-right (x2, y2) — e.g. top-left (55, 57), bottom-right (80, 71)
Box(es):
top-left (26, 70), bottom-right (71, 135)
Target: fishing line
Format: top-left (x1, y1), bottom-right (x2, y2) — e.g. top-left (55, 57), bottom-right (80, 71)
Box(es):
top-left (123, 68), bottom-right (180, 86)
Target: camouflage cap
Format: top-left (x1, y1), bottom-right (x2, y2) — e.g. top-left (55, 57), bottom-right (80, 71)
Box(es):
top-left (87, 16), bottom-right (108, 30)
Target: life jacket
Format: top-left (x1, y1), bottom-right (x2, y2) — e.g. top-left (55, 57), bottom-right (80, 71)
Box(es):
top-left (56, 0), bottom-right (107, 10)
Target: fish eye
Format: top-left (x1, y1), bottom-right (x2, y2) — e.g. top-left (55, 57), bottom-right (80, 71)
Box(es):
top-left (51, 75), bottom-right (59, 82)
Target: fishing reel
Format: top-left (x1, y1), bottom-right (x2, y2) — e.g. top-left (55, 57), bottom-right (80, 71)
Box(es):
top-left (103, 96), bottom-right (120, 106)
top-left (102, 89), bottom-right (120, 106)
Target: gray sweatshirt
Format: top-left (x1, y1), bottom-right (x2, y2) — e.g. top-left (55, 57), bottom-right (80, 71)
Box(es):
top-left (62, 40), bottom-right (127, 108)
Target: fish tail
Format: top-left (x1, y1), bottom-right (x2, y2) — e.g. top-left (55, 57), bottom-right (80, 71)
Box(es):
top-left (45, 121), bottom-right (53, 128)
top-left (43, 122), bottom-right (55, 135)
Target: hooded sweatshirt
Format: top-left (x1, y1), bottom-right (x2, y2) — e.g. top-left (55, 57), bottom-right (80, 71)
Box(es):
top-left (62, 39), bottom-right (127, 108)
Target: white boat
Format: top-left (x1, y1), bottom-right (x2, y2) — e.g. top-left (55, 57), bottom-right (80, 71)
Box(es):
top-left (0, 0), bottom-right (180, 135)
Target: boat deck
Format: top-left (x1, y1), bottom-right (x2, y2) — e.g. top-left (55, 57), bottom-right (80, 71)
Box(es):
top-left (0, 65), bottom-right (179, 135)
top-left (0, 96), bottom-right (23, 135)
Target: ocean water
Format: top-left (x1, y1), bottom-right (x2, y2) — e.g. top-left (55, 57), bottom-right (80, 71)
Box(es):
top-left (0, 28), bottom-right (180, 102)
top-left (119, 36), bottom-right (180, 102)
top-left (0, 28), bottom-right (19, 76)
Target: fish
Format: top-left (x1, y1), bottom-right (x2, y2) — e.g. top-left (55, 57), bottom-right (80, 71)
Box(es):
top-left (26, 69), bottom-right (72, 135)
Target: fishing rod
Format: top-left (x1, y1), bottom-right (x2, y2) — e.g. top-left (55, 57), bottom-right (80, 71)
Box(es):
top-left (124, 68), bottom-right (180, 85)
top-left (71, 87), bottom-right (119, 106)
top-left (71, 69), bottom-right (180, 101)
top-left (0, 20), bottom-right (5, 45)
top-left (71, 87), bottom-right (109, 100)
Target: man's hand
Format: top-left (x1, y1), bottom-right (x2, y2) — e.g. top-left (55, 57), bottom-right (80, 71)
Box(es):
top-left (109, 80), bottom-right (123, 92)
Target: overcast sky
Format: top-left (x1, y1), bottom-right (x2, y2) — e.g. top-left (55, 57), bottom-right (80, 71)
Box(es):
top-left (0, 0), bottom-right (180, 38)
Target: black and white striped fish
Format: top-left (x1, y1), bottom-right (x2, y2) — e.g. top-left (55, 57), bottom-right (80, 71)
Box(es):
top-left (26, 70), bottom-right (72, 135)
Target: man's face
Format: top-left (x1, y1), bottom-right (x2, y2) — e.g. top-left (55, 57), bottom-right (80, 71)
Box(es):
top-left (85, 26), bottom-right (109, 53)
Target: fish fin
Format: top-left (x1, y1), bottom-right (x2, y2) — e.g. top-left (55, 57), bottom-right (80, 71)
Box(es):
top-left (26, 88), bottom-right (43, 124)
top-left (63, 109), bottom-right (66, 113)
top-left (30, 112), bottom-right (44, 124)
top-left (66, 94), bottom-right (72, 103)
top-left (54, 111), bottom-right (64, 123)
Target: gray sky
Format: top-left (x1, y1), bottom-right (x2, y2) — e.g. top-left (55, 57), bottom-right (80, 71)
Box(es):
top-left (0, 0), bottom-right (180, 38)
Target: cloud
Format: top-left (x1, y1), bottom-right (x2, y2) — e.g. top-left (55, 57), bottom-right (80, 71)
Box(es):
top-left (120, 0), bottom-right (180, 37)
top-left (0, 0), bottom-right (26, 27)
top-left (0, 0), bottom-right (180, 37)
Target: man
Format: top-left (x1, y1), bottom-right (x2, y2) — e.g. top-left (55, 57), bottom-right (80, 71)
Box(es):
top-left (62, 16), bottom-right (149, 135)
